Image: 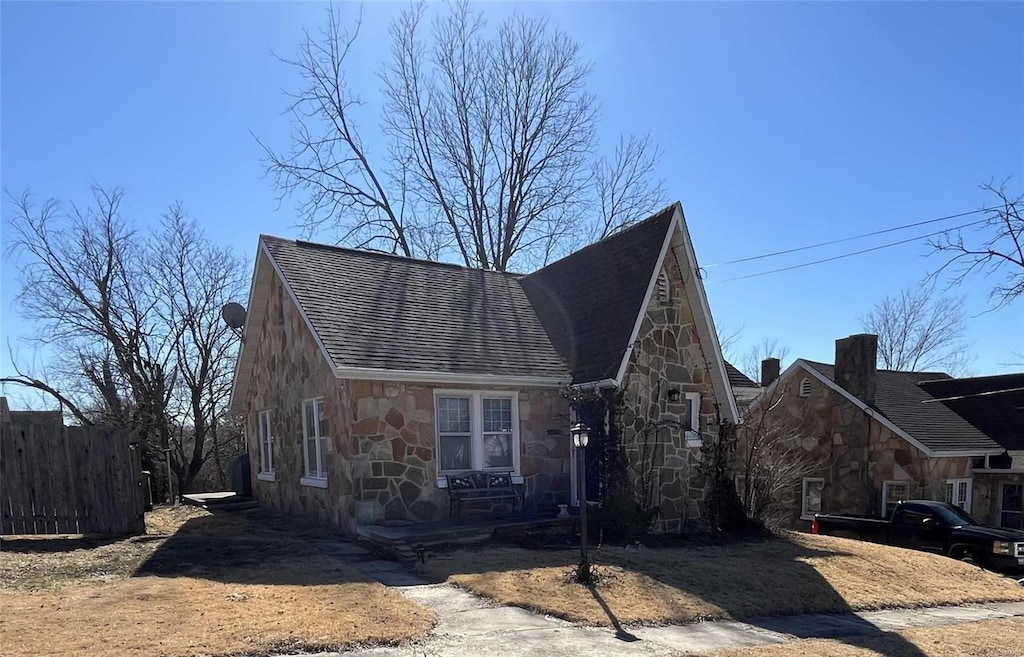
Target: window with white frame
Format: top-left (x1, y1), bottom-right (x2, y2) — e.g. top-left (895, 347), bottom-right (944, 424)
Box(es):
top-left (301, 398), bottom-right (327, 482)
top-left (799, 377), bottom-right (812, 398)
top-left (682, 392), bottom-right (701, 445)
top-left (802, 477), bottom-right (824, 518)
top-left (945, 478), bottom-right (972, 512)
top-left (436, 391), bottom-right (519, 473)
top-left (257, 410), bottom-right (274, 479)
top-left (882, 481), bottom-right (909, 517)
top-left (657, 269), bottom-right (670, 303)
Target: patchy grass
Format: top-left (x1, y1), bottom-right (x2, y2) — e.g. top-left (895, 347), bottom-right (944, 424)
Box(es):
top-left (419, 531), bottom-right (1024, 626)
top-left (0, 507), bottom-right (434, 657)
top-left (704, 617), bottom-right (1024, 657)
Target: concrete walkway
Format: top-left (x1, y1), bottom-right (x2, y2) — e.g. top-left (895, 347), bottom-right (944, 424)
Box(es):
top-left (298, 540), bottom-right (1024, 656)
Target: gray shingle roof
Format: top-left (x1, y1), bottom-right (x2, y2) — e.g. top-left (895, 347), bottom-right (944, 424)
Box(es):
top-left (519, 206), bottom-right (675, 383)
top-left (262, 237), bottom-right (570, 379)
top-left (725, 361), bottom-right (758, 388)
top-left (919, 374), bottom-right (1024, 452)
top-left (805, 361), bottom-right (1002, 453)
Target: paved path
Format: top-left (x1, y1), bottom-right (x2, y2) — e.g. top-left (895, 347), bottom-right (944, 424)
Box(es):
top-left (297, 540), bottom-right (1024, 656)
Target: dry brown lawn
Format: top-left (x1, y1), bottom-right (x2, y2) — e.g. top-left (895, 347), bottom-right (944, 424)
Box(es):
top-left (0, 506), bottom-right (433, 657)
top-left (420, 531), bottom-right (1024, 626)
top-left (703, 617), bottom-right (1024, 657)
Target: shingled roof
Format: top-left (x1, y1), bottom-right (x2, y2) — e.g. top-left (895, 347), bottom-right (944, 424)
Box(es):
top-left (520, 206), bottom-right (675, 383)
top-left (725, 361), bottom-right (758, 388)
top-left (261, 237), bottom-right (570, 380)
top-left (918, 373), bottom-right (1024, 452)
top-left (804, 361), bottom-right (1002, 454)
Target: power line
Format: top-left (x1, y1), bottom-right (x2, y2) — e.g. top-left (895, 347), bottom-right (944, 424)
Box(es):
top-left (921, 387), bottom-right (1024, 403)
top-left (710, 217), bottom-right (988, 283)
top-left (705, 207), bottom-right (994, 269)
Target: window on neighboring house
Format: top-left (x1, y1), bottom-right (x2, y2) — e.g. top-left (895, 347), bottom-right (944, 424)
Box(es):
top-left (301, 398), bottom-right (327, 486)
top-left (682, 392), bottom-right (702, 446)
top-left (945, 478), bottom-right (972, 512)
top-left (882, 481), bottom-right (910, 517)
top-left (436, 392), bottom-right (520, 474)
top-left (657, 269), bottom-right (670, 303)
top-left (257, 409), bottom-right (274, 481)
top-left (802, 477), bottom-right (824, 519)
top-left (799, 377), bottom-right (812, 398)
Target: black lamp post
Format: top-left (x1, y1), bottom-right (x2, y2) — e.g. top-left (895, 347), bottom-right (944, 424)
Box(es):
top-left (570, 421), bottom-right (592, 583)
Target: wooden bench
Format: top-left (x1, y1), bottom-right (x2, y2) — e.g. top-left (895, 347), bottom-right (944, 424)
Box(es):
top-left (444, 471), bottom-right (522, 519)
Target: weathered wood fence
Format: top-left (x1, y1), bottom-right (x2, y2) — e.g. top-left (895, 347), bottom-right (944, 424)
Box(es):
top-left (1, 400), bottom-right (145, 536)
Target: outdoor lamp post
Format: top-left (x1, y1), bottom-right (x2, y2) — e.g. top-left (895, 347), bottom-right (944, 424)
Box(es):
top-left (570, 422), bottom-right (591, 582)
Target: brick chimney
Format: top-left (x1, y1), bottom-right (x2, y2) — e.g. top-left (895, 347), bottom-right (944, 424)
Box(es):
top-left (834, 334), bottom-right (878, 405)
top-left (760, 358), bottom-right (781, 387)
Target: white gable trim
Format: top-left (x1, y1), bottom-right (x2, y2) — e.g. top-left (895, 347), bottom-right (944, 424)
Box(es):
top-left (605, 203), bottom-right (739, 424)
top-left (748, 360), bottom-right (1003, 459)
top-left (228, 238), bottom-right (339, 413)
top-left (335, 366), bottom-right (569, 388)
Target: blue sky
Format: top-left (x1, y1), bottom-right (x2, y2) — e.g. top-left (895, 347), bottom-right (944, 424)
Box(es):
top-left (2, 2), bottom-right (1022, 407)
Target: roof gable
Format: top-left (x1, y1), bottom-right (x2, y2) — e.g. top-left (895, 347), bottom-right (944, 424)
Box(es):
top-left (520, 206), bottom-right (675, 384)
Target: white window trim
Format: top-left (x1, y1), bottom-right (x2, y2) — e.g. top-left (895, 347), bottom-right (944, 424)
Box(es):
top-left (801, 477), bottom-right (825, 520)
top-left (301, 397), bottom-right (327, 482)
top-left (434, 390), bottom-right (521, 483)
top-left (256, 409), bottom-right (275, 480)
top-left (882, 480), bottom-right (910, 517)
top-left (684, 392), bottom-right (702, 447)
top-left (945, 478), bottom-right (972, 512)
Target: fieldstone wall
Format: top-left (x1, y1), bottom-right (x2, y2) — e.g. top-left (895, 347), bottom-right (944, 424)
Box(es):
top-left (244, 273), bottom-right (357, 534)
top-left (619, 247), bottom-right (721, 533)
top-left (347, 383), bottom-right (571, 523)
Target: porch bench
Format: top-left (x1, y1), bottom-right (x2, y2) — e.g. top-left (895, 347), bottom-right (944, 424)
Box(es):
top-left (444, 471), bottom-right (522, 519)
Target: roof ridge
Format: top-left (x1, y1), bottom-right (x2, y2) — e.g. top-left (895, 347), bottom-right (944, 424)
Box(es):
top-left (259, 234), bottom-right (521, 277)
top-left (800, 359), bottom-right (950, 378)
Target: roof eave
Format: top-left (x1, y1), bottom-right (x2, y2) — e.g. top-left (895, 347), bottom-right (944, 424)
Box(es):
top-left (334, 366), bottom-right (571, 388)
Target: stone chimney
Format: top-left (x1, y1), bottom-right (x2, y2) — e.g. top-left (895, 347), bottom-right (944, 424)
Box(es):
top-left (760, 358), bottom-right (781, 387)
top-left (834, 334), bottom-right (878, 405)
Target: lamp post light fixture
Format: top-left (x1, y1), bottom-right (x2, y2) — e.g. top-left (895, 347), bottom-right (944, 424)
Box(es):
top-left (570, 422), bottom-right (593, 584)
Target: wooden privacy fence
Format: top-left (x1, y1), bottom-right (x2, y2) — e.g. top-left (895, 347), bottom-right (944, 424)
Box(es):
top-left (0, 404), bottom-right (145, 536)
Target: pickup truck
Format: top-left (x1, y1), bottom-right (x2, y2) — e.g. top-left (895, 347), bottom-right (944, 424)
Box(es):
top-left (813, 500), bottom-right (1024, 573)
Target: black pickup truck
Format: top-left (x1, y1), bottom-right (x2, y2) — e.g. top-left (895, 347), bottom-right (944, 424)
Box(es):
top-left (813, 500), bottom-right (1024, 573)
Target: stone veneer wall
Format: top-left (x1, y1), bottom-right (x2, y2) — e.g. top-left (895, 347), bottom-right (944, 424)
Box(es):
top-left (619, 247), bottom-right (720, 533)
top-left (245, 274), bottom-right (357, 533)
top-left (348, 383), bottom-right (571, 523)
top-left (747, 369), bottom-right (975, 527)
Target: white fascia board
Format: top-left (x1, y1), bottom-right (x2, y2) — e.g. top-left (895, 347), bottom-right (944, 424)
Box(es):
top-left (569, 378), bottom-right (619, 390)
top-left (335, 366), bottom-right (570, 388)
top-left (668, 204), bottom-right (741, 424)
top-left (611, 205), bottom-right (679, 386)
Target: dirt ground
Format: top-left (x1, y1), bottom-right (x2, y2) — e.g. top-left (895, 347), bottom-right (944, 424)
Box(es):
top-left (0, 506), bottom-right (434, 657)
top-left (703, 617), bottom-right (1024, 657)
top-left (419, 531), bottom-right (1024, 626)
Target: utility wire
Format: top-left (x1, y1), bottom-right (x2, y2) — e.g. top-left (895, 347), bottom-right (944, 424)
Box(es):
top-left (705, 207), bottom-right (994, 269)
top-left (921, 387), bottom-right (1024, 403)
top-left (711, 217), bottom-right (988, 283)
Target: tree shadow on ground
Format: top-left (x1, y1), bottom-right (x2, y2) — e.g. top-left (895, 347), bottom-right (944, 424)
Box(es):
top-left (420, 532), bottom-right (936, 657)
top-left (133, 509), bottom-right (372, 585)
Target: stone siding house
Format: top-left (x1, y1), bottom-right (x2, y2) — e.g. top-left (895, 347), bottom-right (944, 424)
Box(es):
top-left (740, 334), bottom-right (1004, 528)
top-left (229, 203), bottom-right (739, 535)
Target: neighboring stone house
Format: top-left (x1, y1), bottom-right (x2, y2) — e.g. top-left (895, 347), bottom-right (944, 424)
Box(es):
top-left (741, 334), bottom-right (1004, 528)
top-left (919, 373), bottom-right (1024, 529)
top-left (725, 361), bottom-right (761, 413)
top-left (228, 203), bottom-right (739, 535)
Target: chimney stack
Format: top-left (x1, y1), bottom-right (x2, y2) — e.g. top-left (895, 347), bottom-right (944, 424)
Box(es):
top-left (834, 334), bottom-right (878, 405)
top-left (760, 358), bottom-right (781, 387)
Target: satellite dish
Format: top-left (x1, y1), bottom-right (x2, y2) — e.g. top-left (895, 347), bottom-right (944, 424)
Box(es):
top-left (221, 302), bottom-right (247, 330)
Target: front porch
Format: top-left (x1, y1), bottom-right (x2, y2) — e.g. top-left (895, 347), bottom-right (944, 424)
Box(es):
top-left (973, 471), bottom-right (1024, 529)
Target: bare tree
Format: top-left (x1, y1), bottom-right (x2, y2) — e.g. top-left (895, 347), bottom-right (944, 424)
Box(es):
top-left (739, 337), bottom-right (791, 383)
top-left (262, 2), bottom-right (665, 272)
top-left (929, 181), bottom-right (1023, 308)
top-left (859, 285), bottom-right (970, 374)
top-left (5, 187), bottom-right (246, 497)
top-left (736, 382), bottom-right (828, 526)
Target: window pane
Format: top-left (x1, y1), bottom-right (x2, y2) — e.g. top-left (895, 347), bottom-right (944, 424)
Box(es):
top-left (439, 435), bottom-right (471, 471)
top-left (680, 397), bottom-right (694, 430)
top-left (317, 436), bottom-right (327, 477)
top-left (316, 399), bottom-right (326, 438)
top-left (305, 437), bottom-right (318, 476)
top-left (484, 433), bottom-right (512, 468)
top-left (304, 401), bottom-right (316, 439)
top-left (438, 397), bottom-right (470, 434)
top-left (482, 398), bottom-right (512, 432)
top-left (805, 480), bottom-right (823, 514)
